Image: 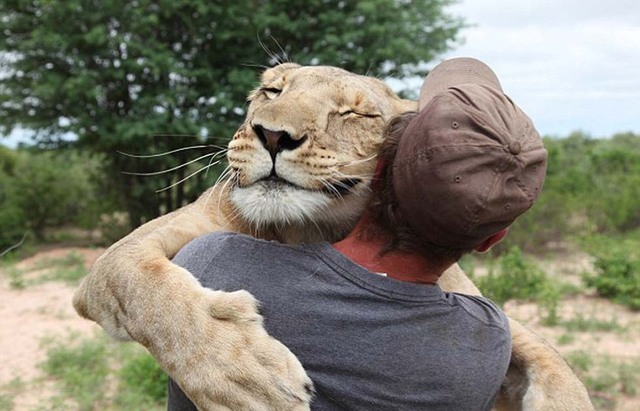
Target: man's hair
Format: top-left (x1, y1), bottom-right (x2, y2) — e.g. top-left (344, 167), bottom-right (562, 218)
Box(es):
top-left (366, 112), bottom-right (473, 263)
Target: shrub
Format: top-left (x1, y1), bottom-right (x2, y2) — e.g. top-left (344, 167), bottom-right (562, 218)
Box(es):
top-left (476, 246), bottom-right (550, 305)
top-left (475, 247), bottom-right (561, 323)
top-left (581, 234), bottom-right (640, 310)
top-left (0, 148), bottom-right (120, 247)
top-left (584, 254), bottom-right (640, 310)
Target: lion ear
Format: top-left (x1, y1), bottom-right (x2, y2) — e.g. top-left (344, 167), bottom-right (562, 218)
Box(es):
top-left (261, 63), bottom-right (301, 83)
top-left (394, 98), bottom-right (419, 115)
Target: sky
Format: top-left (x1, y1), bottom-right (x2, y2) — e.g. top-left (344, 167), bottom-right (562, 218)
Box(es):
top-left (3, 1), bottom-right (640, 146)
top-left (437, 0), bottom-right (640, 137)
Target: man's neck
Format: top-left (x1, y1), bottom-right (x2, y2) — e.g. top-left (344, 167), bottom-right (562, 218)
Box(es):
top-left (331, 215), bottom-right (446, 285)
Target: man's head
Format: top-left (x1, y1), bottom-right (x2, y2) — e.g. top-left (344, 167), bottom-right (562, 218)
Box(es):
top-left (370, 58), bottom-right (547, 261)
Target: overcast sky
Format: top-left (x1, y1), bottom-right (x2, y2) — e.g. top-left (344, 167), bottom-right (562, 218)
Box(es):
top-left (438, 0), bottom-right (640, 137)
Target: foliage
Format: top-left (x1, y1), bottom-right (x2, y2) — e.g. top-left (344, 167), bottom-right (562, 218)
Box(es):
top-left (501, 131), bottom-right (640, 253)
top-left (0, 148), bottom-right (114, 247)
top-left (474, 247), bottom-right (561, 323)
top-left (0, 147), bottom-right (26, 250)
top-left (0, 0), bottom-right (465, 226)
top-left (476, 247), bottom-right (549, 304)
top-left (40, 333), bottom-right (166, 410)
top-left (581, 234), bottom-right (640, 310)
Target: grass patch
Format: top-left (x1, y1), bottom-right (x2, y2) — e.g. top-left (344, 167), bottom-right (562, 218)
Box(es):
top-left (37, 251), bottom-right (87, 284)
top-left (39, 332), bottom-right (167, 410)
top-left (1, 250), bottom-right (88, 289)
top-left (565, 350), bottom-right (640, 410)
top-left (7, 267), bottom-right (26, 289)
top-left (0, 377), bottom-right (24, 411)
top-left (40, 333), bottom-right (110, 409)
top-left (562, 313), bottom-right (625, 333)
top-left (556, 332), bottom-right (575, 346)
top-left (113, 348), bottom-right (169, 409)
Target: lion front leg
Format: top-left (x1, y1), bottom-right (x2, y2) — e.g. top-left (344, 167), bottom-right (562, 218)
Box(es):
top-left (497, 318), bottom-right (594, 411)
top-left (75, 244), bottom-right (313, 410)
top-left (122, 264), bottom-right (313, 411)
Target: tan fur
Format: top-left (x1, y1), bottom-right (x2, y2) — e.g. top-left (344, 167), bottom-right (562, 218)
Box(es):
top-left (73, 63), bottom-right (593, 410)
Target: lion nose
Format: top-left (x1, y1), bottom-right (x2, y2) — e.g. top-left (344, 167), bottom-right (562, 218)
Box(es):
top-left (253, 124), bottom-right (307, 159)
top-left (261, 128), bottom-right (284, 154)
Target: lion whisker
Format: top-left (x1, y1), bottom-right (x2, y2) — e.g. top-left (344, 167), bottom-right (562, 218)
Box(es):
top-left (200, 165), bottom-right (234, 212)
top-left (334, 154), bottom-right (378, 167)
top-left (155, 160), bottom-right (223, 193)
top-left (117, 145), bottom-right (222, 159)
top-left (319, 179), bottom-right (344, 199)
top-left (213, 171), bottom-right (236, 216)
top-left (122, 152), bottom-right (221, 176)
top-left (204, 149), bottom-right (229, 179)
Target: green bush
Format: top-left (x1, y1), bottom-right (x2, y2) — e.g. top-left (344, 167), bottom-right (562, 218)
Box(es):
top-left (0, 150), bottom-right (27, 250)
top-left (584, 255), bottom-right (640, 310)
top-left (475, 247), bottom-right (561, 324)
top-left (477, 246), bottom-right (550, 305)
top-left (581, 234), bottom-right (640, 310)
top-left (0, 148), bottom-right (119, 249)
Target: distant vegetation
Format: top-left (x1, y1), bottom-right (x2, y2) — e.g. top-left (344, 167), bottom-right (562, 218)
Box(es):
top-left (3, 130), bottom-right (639, 251)
top-left (500, 131), bottom-right (640, 254)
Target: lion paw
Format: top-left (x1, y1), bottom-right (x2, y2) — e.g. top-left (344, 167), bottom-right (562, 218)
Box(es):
top-left (167, 289), bottom-right (313, 410)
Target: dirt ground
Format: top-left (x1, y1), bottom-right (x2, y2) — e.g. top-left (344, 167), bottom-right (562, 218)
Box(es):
top-left (1, 246), bottom-right (639, 410)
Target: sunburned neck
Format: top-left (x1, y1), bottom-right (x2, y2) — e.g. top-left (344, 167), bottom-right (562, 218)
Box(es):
top-left (331, 216), bottom-right (446, 285)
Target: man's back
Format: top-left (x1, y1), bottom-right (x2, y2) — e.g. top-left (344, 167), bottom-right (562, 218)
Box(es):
top-left (168, 232), bottom-right (511, 411)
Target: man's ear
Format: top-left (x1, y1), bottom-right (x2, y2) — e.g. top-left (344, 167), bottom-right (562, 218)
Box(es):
top-left (474, 228), bottom-right (509, 253)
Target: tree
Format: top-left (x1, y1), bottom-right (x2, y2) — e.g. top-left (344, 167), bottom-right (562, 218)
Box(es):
top-left (0, 0), bottom-right (464, 226)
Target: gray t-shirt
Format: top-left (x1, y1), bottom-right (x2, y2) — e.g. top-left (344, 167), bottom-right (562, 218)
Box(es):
top-left (167, 232), bottom-right (511, 411)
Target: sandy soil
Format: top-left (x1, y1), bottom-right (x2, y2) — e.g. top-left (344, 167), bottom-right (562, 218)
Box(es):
top-left (1, 246), bottom-right (639, 410)
top-left (0, 248), bottom-right (104, 410)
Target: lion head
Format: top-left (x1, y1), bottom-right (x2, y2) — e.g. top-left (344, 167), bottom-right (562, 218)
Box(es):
top-left (225, 63), bottom-right (417, 243)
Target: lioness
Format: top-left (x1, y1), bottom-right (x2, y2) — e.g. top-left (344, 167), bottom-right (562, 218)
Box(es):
top-left (73, 63), bottom-right (593, 410)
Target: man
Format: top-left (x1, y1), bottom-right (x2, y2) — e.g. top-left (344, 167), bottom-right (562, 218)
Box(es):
top-left (167, 57), bottom-right (547, 410)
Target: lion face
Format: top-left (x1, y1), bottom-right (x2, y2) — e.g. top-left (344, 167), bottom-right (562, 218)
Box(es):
top-left (226, 63), bottom-right (416, 242)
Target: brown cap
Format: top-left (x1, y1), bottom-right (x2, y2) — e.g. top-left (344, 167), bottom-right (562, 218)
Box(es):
top-left (392, 58), bottom-right (547, 249)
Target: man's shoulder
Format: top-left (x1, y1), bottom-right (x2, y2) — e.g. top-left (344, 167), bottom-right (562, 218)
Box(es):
top-left (172, 231), bottom-right (249, 271)
top-left (175, 231), bottom-right (263, 259)
top-left (181, 231), bottom-right (248, 250)
top-left (447, 293), bottom-right (510, 331)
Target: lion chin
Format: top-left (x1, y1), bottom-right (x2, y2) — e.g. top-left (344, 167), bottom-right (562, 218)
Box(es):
top-left (231, 180), bottom-right (333, 225)
top-left (230, 177), bottom-right (370, 243)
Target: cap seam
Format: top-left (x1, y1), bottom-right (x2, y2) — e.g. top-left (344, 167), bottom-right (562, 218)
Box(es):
top-left (394, 144), bottom-right (507, 169)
